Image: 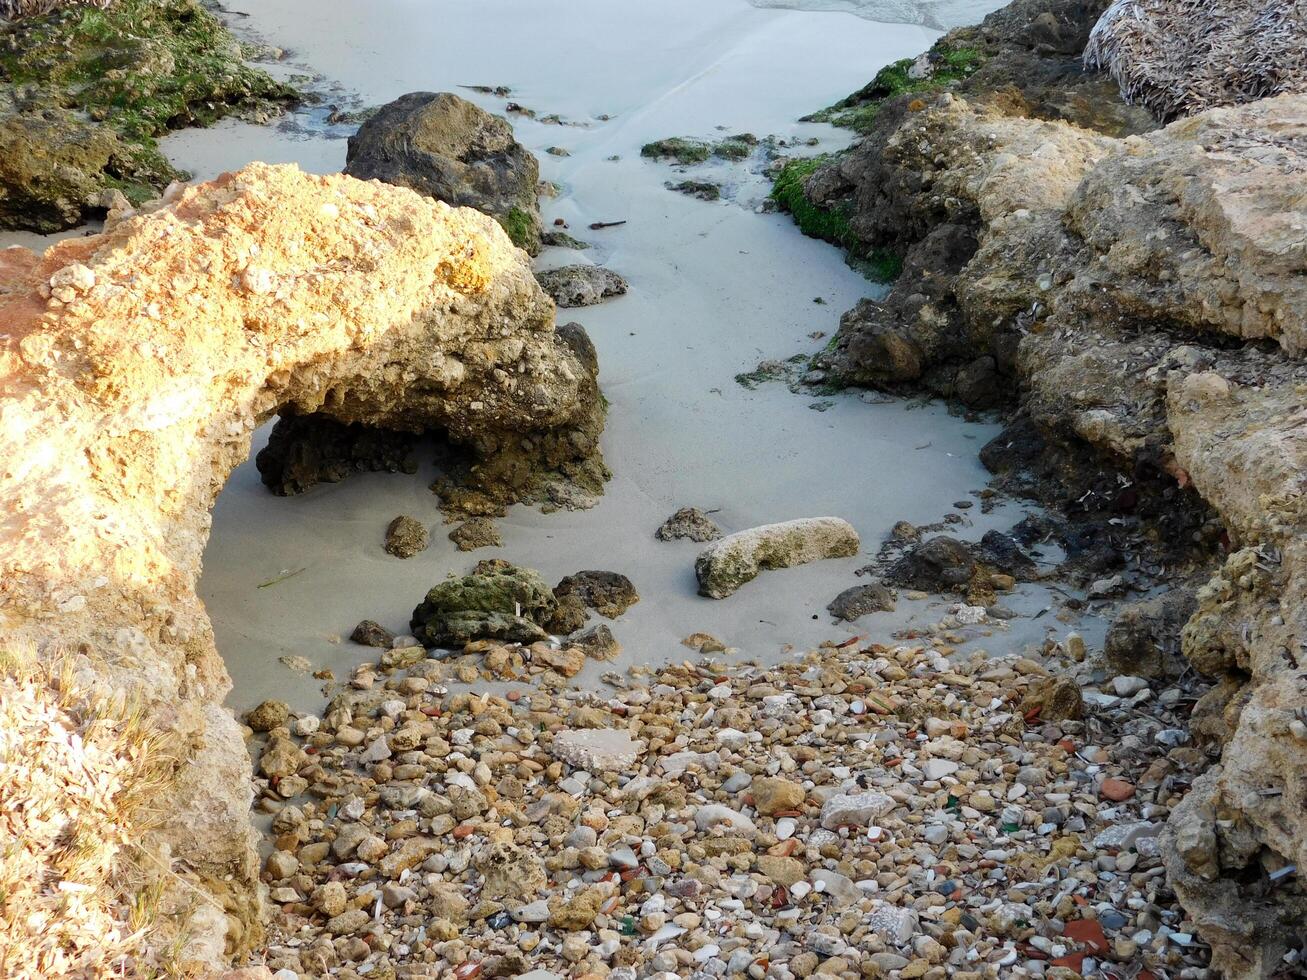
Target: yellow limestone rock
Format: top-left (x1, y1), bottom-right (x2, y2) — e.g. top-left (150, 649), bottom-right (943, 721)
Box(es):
top-left (0, 162), bottom-right (603, 970)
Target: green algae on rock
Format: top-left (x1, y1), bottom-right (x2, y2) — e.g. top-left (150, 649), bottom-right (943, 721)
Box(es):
top-left (770, 156), bottom-right (901, 283)
top-left (640, 133), bottom-right (758, 165)
top-left (410, 560), bottom-right (557, 646)
top-left (804, 41), bottom-right (985, 133)
top-left (0, 0), bottom-right (297, 231)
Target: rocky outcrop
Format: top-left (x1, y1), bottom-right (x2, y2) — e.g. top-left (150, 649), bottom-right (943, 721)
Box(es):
top-left (786, 2), bottom-right (1307, 967)
top-left (1161, 370), bottom-right (1307, 977)
top-left (0, 162), bottom-right (604, 970)
top-left (345, 91), bottom-right (543, 254)
top-left (0, 0), bottom-right (295, 231)
top-left (266, 93), bottom-right (571, 502)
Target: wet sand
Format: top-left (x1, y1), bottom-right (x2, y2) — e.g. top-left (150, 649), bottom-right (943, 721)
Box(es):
top-left (5, 0), bottom-right (1096, 712)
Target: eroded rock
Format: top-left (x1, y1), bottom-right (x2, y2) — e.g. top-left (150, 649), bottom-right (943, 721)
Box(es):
top-left (535, 264), bottom-right (628, 308)
top-left (0, 161), bottom-right (602, 968)
top-left (827, 581), bottom-right (897, 621)
top-left (345, 91), bottom-right (543, 253)
top-left (384, 515), bottom-right (429, 559)
top-left (553, 570), bottom-right (639, 619)
top-left (696, 518), bottom-right (861, 599)
top-left (656, 506), bottom-right (723, 542)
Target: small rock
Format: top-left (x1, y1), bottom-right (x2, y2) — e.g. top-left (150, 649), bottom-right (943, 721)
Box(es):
top-left (1100, 778), bottom-right (1136, 802)
top-left (751, 776), bottom-right (805, 816)
top-left (1112, 675), bottom-right (1150, 697)
top-left (554, 570), bottom-right (639, 618)
top-left (1020, 675), bottom-right (1083, 721)
top-left (551, 729), bottom-right (642, 770)
top-left (448, 517), bottom-right (502, 551)
top-left (384, 515), bottom-right (429, 558)
top-left (656, 506), bottom-right (723, 542)
top-left (245, 699), bottom-right (289, 732)
top-left (536, 265), bottom-right (628, 307)
top-left (827, 581), bottom-right (897, 621)
top-left (350, 620), bottom-right (395, 647)
top-left (820, 791), bottom-right (895, 829)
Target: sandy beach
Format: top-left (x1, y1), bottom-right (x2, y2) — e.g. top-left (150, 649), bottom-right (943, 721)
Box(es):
top-left (149, 0), bottom-right (1076, 711)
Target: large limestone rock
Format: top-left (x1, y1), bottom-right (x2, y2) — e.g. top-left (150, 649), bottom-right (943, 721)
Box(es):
top-left (789, 4), bottom-right (1307, 960)
top-left (0, 162), bottom-right (603, 970)
top-left (1160, 372), bottom-right (1307, 977)
top-left (798, 83), bottom-right (1307, 978)
top-left (696, 518), bottom-right (861, 598)
top-left (345, 91), bottom-right (543, 254)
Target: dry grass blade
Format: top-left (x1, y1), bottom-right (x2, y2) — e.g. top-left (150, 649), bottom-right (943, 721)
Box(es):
top-left (0, 642), bottom-right (177, 977)
top-left (1084, 0), bottom-right (1307, 120)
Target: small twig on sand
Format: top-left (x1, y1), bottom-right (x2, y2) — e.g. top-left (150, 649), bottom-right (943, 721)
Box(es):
top-left (258, 567), bottom-right (306, 589)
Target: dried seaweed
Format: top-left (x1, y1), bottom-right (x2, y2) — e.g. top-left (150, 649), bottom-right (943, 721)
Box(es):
top-left (1085, 0), bottom-right (1307, 120)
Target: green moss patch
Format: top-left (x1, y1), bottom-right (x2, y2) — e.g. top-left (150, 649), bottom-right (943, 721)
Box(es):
top-left (771, 156), bottom-right (902, 285)
top-left (499, 205), bottom-right (536, 250)
top-left (804, 42), bottom-right (984, 133)
top-left (771, 155), bottom-right (852, 246)
top-left (0, 0), bottom-right (298, 230)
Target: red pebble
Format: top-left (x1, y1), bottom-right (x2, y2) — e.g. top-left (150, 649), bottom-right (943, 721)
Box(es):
top-left (1099, 777), bottom-right (1136, 802)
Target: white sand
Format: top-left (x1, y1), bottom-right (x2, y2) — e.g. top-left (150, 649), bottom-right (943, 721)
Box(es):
top-left (4, 0), bottom-right (1098, 711)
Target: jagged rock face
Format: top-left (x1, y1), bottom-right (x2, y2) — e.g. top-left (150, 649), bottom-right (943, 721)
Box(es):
top-left (345, 91), bottom-right (543, 254)
top-left (802, 87), bottom-right (1307, 977)
top-left (1162, 368), bottom-right (1307, 975)
top-left (0, 162), bottom-right (603, 971)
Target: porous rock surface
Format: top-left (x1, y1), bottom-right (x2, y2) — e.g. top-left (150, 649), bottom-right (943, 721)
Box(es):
top-left (535, 264), bottom-right (628, 308)
top-left (345, 91), bottom-right (543, 254)
top-left (696, 518), bottom-right (861, 598)
top-left (795, 19), bottom-right (1307, 971)
top-left (0, 162), bottom-right (603, 970)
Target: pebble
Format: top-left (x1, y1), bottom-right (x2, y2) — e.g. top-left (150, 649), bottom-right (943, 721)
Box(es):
top-left (243, 630), bottom-right (1211, 980)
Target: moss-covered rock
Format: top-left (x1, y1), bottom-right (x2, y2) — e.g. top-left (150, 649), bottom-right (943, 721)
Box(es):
top-left (0, 106), bottom-right (159, 231)
top-left (410, 560), bottom-right (557, 646)
top-left (0, 0), bottom-right (297, 231)
top-left (770, 156), bottom-right (902, 283)
top-left (804, 42), bottom-right (985, 134)
top-left (640, 133), bottom-right (758, 165)
top-left (345, 91), bottom-right (543, 255)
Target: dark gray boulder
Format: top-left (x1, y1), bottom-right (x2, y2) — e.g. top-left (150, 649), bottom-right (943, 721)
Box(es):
top-left (345, 91), bottom-right (542, 254)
